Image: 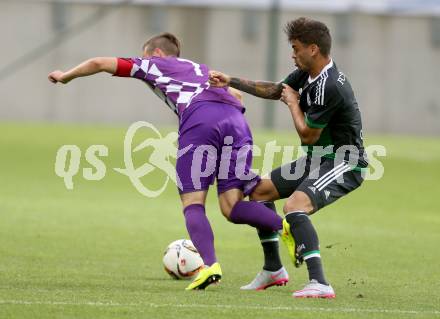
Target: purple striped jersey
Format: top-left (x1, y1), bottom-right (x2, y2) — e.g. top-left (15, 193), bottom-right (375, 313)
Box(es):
top-left (114, 56), bottom-right (243, 116)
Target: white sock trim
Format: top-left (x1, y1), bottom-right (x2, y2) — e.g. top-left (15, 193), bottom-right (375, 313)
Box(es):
top-left (260, 238), bottom-right (279, 243)
top-left (303, 253), bottom-right (321, 260)
top-left (285, 211), bottom-right (309, 218)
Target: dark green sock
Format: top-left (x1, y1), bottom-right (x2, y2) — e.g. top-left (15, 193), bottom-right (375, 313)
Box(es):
top-left (257, 201), bottom-right (282, 272)
top-left (286, 211), bottom-right (328, 285)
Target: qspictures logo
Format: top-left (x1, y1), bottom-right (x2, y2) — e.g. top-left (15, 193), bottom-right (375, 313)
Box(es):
top-left (54, 121), bottom-right (386, 198)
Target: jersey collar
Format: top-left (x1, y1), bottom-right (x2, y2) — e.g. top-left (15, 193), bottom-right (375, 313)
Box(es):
top-left (308, 59), bottom-right (333, 83)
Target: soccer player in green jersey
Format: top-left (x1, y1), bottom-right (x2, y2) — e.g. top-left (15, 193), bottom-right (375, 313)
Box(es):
top-left (210, 17), bottom-right (367, 298)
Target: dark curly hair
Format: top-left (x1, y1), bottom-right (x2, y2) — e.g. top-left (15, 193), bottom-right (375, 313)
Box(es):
top-left (284, 17), bottom-right (331, 56)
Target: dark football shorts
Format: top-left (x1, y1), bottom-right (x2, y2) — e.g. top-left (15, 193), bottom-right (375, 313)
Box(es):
top-left (270, 155), bottom-right (364, 212)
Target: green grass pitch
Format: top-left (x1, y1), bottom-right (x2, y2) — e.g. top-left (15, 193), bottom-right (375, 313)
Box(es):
top-left (0, 123), bottom-right (439, 319)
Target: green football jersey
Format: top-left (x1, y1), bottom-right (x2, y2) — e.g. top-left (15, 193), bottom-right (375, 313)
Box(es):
top-left (284, 60), bottom-right (368, 168)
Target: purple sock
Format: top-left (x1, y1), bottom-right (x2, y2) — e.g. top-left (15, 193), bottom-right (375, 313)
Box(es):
top-left (184, 204), bottom-right (216, 266)
top-left (230, 201), bottom-right (283, 231)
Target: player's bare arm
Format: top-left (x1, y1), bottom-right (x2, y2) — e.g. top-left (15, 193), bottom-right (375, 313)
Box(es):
top-left (281, 83), bottom-right (322, 144)
top-left (209, 70), bottom-right (282, 100)
top-left (48, 57), bottom-right (117, 84)
top-left (230, 78), bottom-right (283, 100)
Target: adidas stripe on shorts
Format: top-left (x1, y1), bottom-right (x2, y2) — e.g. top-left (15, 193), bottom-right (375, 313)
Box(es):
top-left (270, 155), bottom-right (364, 212)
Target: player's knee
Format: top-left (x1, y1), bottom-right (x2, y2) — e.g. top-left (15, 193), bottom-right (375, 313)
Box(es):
top-left (283, 191), bottom-right (314, 215)
top-left (180, 191), bottom-right (207, 209)
top-left (217, 198), bottom-right (234, 221)
top-left (181, 199), bottom-right (204, 209)
top-left (220, 206), bottom-right (233, 221)
top-left (249, 179), bottom-right (279, 201)
top-left (218, 189), bottom-right (242, 221)
top-left (283, 200), bottom-right (313, 215)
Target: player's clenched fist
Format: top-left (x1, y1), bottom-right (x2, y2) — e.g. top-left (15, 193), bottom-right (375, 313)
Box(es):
top-left (48, 70), bottom-right (68, 84)
top-left (209, 70), bottom-right (231, 87)
top-left (280, 83), bottom-right (299, 106)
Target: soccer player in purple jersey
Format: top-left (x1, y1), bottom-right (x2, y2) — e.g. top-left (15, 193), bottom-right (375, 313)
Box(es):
top-left (48, 33), bottom-right (288, 290)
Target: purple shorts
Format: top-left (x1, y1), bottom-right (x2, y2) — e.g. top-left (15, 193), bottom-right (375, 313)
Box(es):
top-left (176, 101), bottom-right (260, 195)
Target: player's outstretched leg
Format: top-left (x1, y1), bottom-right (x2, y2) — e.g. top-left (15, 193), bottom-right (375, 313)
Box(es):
top-left (284, 211), bottom-right (335, 298)
top-left (229, 200), bottom-right (283, 231)
top-left (183, 203), bottom-right (222, 290)
top-left (241, 201), bottom-right (289, 290)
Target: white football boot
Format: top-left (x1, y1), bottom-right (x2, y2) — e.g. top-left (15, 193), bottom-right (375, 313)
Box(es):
top-left (292, 279), bottom-right (335, 298)
top-left (240, 267), bottom-right (289, 290)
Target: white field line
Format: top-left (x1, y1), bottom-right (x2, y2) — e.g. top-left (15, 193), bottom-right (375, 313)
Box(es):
top-left (0, 300), bottom-right (439, 316)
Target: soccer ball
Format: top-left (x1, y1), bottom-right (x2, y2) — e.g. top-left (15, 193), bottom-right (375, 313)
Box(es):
top-left (163, 239), bottom-right (204, 280)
